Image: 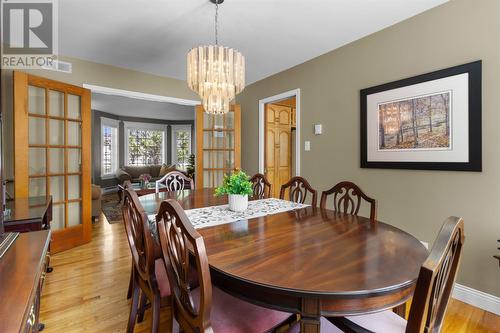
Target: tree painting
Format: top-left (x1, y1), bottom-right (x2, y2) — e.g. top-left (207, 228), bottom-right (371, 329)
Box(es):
top-left (378, 91), bottom-right (450, 150)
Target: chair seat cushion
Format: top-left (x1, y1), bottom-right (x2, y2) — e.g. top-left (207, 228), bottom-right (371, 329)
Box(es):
top-left (288, 317), bottom-right (343, 333)
top-left (344, 310), bottom-right (407, 333)
top-left (192, 286), bottom-right (292, 333)
top-left (154, 259), bottom-right (171, 298)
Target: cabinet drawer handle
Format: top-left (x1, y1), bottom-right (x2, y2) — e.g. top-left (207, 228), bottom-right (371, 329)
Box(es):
top-left (26, 305), bottom-right (35, 326)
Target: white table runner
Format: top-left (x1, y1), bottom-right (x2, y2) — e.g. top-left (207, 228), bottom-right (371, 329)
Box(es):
top-left (148, 198), bottom-right (309, 230)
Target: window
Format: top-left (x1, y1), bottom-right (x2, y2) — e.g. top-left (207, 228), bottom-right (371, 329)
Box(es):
top-left (101, 118), bottom-right (119, 177)
top-left (172, 125), bottom-right (192, 168)
top-left (124, 122), bottom-right (166, 166)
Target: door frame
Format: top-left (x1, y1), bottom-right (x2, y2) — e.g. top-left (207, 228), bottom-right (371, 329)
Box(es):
top-left (259, 89), bottom-right (300, 176)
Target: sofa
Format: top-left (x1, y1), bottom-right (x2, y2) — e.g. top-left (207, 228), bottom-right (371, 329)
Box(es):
top-left (115, 164), bottom-right (179, 185)
top-left (91, 184), bottom-right (102, 222)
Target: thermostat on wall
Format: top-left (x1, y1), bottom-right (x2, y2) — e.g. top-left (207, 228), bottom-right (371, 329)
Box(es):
top-left (314, 124), bottom-right (322, 135)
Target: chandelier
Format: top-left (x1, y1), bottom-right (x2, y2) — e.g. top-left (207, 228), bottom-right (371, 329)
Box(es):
top-left (187, 0), bottom-right (245, 114)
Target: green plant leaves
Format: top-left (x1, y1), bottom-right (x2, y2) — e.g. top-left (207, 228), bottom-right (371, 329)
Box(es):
top-left (215, 170), bottom-right (253, 196)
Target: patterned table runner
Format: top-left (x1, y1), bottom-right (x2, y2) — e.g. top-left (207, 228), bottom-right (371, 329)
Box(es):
top-left (148, 198), bottom-right (309, 231)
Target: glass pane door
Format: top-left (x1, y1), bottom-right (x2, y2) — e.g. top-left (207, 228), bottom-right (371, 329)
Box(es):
top-left (27, 86), bottom-right (83, 231)
top-left (196, 105), bottom-right (241, 188)
top-left (14, 71), bottom-right (91, 253)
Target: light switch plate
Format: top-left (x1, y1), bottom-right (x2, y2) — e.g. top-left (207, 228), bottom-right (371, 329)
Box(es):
top-left (304, 141), bottom-right (311, 151)
top-left (314, 124), bottom-right (322, 135)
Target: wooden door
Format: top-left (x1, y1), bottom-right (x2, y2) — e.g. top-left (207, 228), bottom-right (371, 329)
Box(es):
top-left (13, 71), bottom-right (91, 253)
top-left (196, 104), bottom-right (241, 188)
top-left (265, 104), bottom-right (292, 197)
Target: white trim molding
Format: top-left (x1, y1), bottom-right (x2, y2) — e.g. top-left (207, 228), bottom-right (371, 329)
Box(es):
top-left (100, 117), bottom-right (120, 178)
top-left (83, 84), bottom-right (200, 106)
top-left (452, 283), bottom-right (500, 315)
top-left (258, 89), bottom-right (301, 176)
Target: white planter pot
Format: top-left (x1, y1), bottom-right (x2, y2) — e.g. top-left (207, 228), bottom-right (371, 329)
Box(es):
top-left (228, 194), bottom-right (248, 212)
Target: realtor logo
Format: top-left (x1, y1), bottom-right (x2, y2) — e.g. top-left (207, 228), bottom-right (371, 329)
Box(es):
top-left (1, 0), bottom-right (58, 68)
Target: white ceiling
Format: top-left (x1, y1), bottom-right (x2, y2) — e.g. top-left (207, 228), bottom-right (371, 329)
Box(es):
top-left (60, 0), bottom-right (447, 84)
top-left (92, 93), bottom-right (195, 120)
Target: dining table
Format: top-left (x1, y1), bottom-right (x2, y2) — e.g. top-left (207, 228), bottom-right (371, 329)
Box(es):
top-left (139, 188), bottom-right (428, 333)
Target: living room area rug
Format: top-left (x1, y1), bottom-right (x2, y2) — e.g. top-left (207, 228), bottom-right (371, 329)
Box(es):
top-left (102, 193), bottom-right (123, 224)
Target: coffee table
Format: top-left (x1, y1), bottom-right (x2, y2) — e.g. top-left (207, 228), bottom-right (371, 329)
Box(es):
top-left (117, 182), bottom-right (168, 203)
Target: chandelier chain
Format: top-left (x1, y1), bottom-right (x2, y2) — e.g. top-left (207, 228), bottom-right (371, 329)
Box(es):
top-left (187, 0), bottom-right (245, 114)
top-left (214, 0), bottom-right (219, 45)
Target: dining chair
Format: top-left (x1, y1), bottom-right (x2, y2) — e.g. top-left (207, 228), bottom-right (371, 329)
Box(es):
top-left (155, 170), bottom-right (194, 193)
top-left (122, 188), bottom-right (172, 333)
top-left (280, 176), bottom-right (318, 206)
top-left (328, 216), bottom-right (465, 333)
top-left (250, 173), bottom-right (272, 199)
top-left (124, 180), bottom-right (134, 300)
top-left (320, 181), bottom-right (377, 221)
top-left (156, 199), bottom-right (295, 333)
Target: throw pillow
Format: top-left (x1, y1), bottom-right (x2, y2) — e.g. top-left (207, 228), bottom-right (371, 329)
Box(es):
top-left (159, 164), bottom-right (176, 177)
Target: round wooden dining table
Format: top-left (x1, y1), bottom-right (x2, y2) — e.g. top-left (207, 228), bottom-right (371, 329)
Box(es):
top-left (139, 188), bottom-right (428, 333)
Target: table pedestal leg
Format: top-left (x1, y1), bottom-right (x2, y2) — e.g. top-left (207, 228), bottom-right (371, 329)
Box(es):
top-left (117, 188), bottom-right (123, 204)
top-left (300, 316), bottom-right (321, 333)
top-left (301, 298), bottom-right (321, 333)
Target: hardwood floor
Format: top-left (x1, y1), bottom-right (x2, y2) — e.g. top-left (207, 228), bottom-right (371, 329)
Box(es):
top-left (40, 214), bottom-right (500, 332)
top-left (40, 214), bottom-right (171, 333)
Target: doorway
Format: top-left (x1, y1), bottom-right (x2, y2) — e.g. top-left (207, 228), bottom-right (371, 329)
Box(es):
top-left (259, 89), bottom-right (300, 197)
top-left (82, 84), bottom-right (199, 190)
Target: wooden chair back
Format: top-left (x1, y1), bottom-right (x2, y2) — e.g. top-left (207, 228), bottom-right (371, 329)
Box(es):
top-left (122, 188), bottom-right (156, 283)
top-left (280, 176), bottom-right (317, 206)
top-left (156, 171), bottom-right (194, 192)
top-left (156, 199), bottom-right (213, 332)
top-left (406, 216), bottom-right (465, 333)
top-left (320, 181), bottom-right (377, 220)
top-left (250, 173), bottom-right (272, 199)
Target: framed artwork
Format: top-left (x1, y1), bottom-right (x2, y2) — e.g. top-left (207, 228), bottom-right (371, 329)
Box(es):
top-left (360, 61), bottom-right (481, 171)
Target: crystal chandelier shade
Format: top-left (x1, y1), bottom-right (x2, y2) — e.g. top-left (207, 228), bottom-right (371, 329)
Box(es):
top-left (186, 1), bottom-right (245, 114)
top-left (187, 45), bottom-right (245, 114)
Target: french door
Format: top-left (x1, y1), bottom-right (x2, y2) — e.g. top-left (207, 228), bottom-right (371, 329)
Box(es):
top-left (13, 71), bottom-right (92, 253)
top-left (195, 105), bottom-right (241, 188)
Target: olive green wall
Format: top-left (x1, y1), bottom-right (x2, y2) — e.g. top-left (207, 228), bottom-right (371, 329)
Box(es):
top-left (237, 0), bottom-right (500, 296)
top-left (1, 56), bottom-right (199, 187)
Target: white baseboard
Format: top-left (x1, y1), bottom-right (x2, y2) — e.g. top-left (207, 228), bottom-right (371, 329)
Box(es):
top-left (452, 283), bottom-right (500, 315)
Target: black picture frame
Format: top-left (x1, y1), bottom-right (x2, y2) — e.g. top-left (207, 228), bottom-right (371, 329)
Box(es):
top-left (360, 60), bottom-right (482, 172)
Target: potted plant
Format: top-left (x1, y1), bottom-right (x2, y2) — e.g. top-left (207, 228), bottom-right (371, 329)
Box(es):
top-left (139, 174), bottom-right (152, 189)
top-left (215, 170), bottom-right (253, 212)
top-left (186, 154), bottom-right (195, 180)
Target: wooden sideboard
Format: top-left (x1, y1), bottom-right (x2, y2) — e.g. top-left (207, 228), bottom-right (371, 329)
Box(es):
top-left (4, 196), bottom-right (52, 233)
top-left (0, 230), bottom-right (51, 333)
